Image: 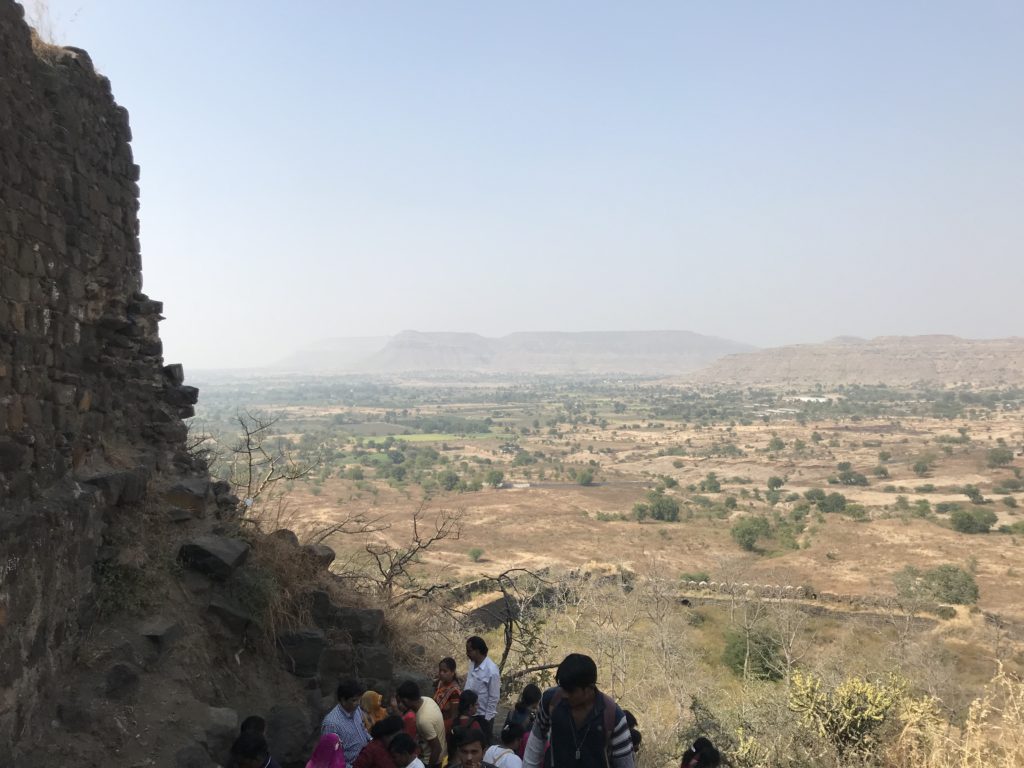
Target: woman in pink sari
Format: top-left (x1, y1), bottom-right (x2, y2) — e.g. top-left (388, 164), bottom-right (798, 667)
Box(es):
top-left (307, 733), bottom-right (347, 768)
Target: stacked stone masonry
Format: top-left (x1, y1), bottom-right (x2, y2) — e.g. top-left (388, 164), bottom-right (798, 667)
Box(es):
top-left (0, 0), bottom-right (195, 748)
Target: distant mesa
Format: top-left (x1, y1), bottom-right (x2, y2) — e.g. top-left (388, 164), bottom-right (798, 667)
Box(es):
top-left (690, 335), bottom-right (1024, 387)
top-left (272, 330), bottom-right (754, 375)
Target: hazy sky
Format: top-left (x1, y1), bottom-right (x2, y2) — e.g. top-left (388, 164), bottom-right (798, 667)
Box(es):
top-left (38, 1), bottom-right (1024, 368)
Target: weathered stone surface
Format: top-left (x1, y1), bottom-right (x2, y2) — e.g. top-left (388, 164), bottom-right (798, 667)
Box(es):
top-left (267, 704), bottom-right (317, 766)
top-left (166, 476), bottom-right (213, 515)
top-left (175, 744), bottom-right (216, 768)
top-left (277, 628), bottom-right (326, 677)
top-left (318, 644), bottom-right (356, 694)
top-left (139, 616), bottom-right (184, 651)
top-left (270, 528), bottom-right (300, 547)
top-left (309, 590), bottom-right (384, 643)
top-left (207, 594), bottom-right (255, 635)
top-left (203, 706), bottom-right (238, 762)
top-left (104, 662), bottom-right (140, 700)
top-left (167, 506), bottom-right (193, 523)
top-left (178, 534), bottom-right (249, 580)
top-left (356, 643), bottom-right (394, 684)
top-left (302, 543), bottom-right (336, 568)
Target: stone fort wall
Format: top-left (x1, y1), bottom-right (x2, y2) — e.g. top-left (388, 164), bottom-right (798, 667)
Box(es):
top-left (0, 0), bottom-right (196, 745)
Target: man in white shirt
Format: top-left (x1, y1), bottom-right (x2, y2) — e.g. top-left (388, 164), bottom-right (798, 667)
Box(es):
top-left (464, 635), bottom-right (501, 743)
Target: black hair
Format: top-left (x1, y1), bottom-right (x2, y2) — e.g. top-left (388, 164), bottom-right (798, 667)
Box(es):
top-left (555, 653), bottom-right (597, 691)
top-left (239, 715), bottom-right (266, 735)
top-left (337, 679), bottom-right (365, 701)
top-left (500, 721), bottom-right (524, 746)
top-left (682, 737), bottom-right (720, 767)
top-left (466, 636), bottom-right (488, 656)
top-left (518, 684), bottom-right (542, 708)
top-left (458, 688), bottom-right (478, 714)
top-left (440, 657), bottom-right (457, 673)
top-left (623, 710), bottom-right (642, 753)
top-left (371, 714), bottom-right (406, 740)
top-left (389, 733), bottom-right (418, 755)
top-left (455, 726), bottom-right (487, 750)
top-left (230, 732), bottom-right (269, 760)
top-left (396, 680), bottom-right (421, 701)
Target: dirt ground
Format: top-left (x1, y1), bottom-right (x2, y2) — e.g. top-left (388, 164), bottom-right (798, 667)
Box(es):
top-left (277, 410), bottom-right (1024, 623)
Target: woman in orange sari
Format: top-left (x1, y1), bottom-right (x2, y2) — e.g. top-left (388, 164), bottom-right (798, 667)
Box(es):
top-left (361, 691), bottom-right (388, 732)
top-left (433, 657), bottom-right (461, 736)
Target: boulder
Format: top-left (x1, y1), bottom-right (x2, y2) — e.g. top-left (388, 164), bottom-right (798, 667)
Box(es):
top-left (81, 467), bottom-right (149, 506)
top-left (270, 529), bottom-right (300, 547)
top-left (167, 507), bottom-right (193, 523)
top-left (166, 477), bottom-right (213, 516)
top-left (178, 534), bottom-right (249, 580)
top-left (302, 543), bottom-right (336, 568)
top-left (392, 667), bottom-right (433, 698)
top-left (139, 616), bottom-right (184, 654)
top-left (278, 628), bottom-right (326, 677)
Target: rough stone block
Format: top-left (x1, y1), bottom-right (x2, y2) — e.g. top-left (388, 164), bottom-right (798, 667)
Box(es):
top-left (277, 628), bottom-right (326, 677)
top-left (178, 534), bottom-right (249, 580)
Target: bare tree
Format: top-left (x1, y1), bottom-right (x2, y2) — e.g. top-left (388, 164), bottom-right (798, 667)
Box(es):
top-left (364, 505), bottom-right (464, 607)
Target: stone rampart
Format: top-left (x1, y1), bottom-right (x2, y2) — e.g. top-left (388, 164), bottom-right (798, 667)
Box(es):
top-left (0, 1), bottom-right (196, 746)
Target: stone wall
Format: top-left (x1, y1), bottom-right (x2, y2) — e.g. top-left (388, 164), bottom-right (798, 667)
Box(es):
top-left (0, 0), bottom-right (196, 746)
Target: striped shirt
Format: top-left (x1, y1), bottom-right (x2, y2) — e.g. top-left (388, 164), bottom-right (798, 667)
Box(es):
top-left (322, 704), bottom-right (371, 764)
top-left (523, 688), bottom-right (635, 768)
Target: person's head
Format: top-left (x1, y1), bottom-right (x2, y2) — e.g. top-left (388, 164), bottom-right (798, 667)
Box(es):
top-left (371, 714), bottom-right (406, 742)
top-left (457, 688), bottom-right (478, 716)
top-left (465, 636), bottom-right (488, 664)
top-left (555, 653), bottom-right (598, 708)
top-left (309, 733), bottom-right (346, 768)
top-left (239, 715), bottom-right (266, 736)
top-left (389, 732), bottom-right (418, 767)
top-left (362, 690), bottom-right (384, 713)
top-left (682, 737), bottom-right (720, 768)
top-left (439, 657), bottom-right (458, 684)
top-left (516, 684), bottom-right (542, 712)
top-left (455, 727), bottom-right (487, 768)
top-left (500, 722), bottom-right (524, 748)
top-left (337, 679), bottom-right (365, 714)
top-left (231, 732), bottom-right (270, 768)
top-left (396, 680), bottom-right (423, 711)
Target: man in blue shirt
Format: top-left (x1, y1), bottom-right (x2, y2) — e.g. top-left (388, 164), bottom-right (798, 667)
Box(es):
top-left (322, 679), bottom-right (371, 764)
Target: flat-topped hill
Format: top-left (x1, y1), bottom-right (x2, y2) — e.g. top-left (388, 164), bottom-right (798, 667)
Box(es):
top-left (276, 330), bottom-right (754, 375)
top-left (691, 335), bottom-right (1024, 386)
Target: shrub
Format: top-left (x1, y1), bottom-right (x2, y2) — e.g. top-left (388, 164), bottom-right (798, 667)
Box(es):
top-left (731, 516), bottom-right (770, 551)
top-left (819, 492), bottom-right (848, 513)
top-left (950, 507), bottom-right (998, 534)
top-left (895, 564), bottom-right (979, 604)
top-left (680, 571), bottom-right (710, 584)
top-left (722, 629), bottom-right (782, 680)
top-left (1003, 496), bottom-right (1018, 509)
top-left (468, 547), bottom-right (485, 562)
top-left (988, 447), bottom-right (1015, 468)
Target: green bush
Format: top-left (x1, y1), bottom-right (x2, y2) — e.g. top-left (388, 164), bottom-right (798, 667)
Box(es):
top-left (988, 447), bottom-right (1015, 468)
top-left (950, 507), bottom-right (998, 534)
top-left (680, 571), bottom-right (711, 584)
top-left (468, 547), bottom-right (485, 562)
top-left (722, 629), bottom-right (782, 680)
top-left (731, 516), bottom-right (770, 551)
top-left (894, 564), bottom-right (979, 604)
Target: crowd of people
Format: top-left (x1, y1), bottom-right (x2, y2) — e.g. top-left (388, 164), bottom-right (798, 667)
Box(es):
top-left (228, 636), bottom-right (722, 768)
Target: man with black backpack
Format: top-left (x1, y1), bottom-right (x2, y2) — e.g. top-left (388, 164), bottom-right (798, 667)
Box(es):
top-left (522, 654), bottom-right (635, 768)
